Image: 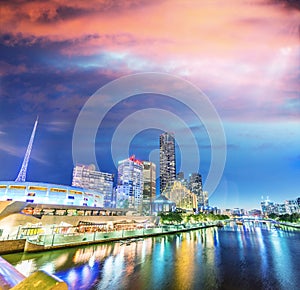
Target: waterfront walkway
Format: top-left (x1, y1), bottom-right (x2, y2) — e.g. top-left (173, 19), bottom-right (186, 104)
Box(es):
top-left (24, 222), bottom-right (217, 252)
top-left (0, 222), bottom-right (217, 254)
top-left (1, 218), bottom-right (299, 254)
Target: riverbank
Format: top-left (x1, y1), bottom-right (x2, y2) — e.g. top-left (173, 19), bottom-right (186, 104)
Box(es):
top-left (4, 221), bottom-right (300, 290)
top-left (277, 221), bottom-right (300, 229)
top-left (0, 222), bottom-right (219, 289)
top-left (2, 219), bottom-right (299, 254)
top-left (12, 223), bottom-right (218, 253)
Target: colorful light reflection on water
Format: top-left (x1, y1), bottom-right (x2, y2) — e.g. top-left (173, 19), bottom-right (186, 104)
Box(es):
top-left (3, 222), bottom-right (300, 290)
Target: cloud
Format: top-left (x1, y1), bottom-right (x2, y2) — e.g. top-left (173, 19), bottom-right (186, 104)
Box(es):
top-left (0, 61), bottom-right (28, 76)
top-left (266, 0), bottom-right (300, 11)
top-left (1, 0), bottom-right (299, 124)
top-left (0, 140), bottom-right (48, 165)
top-left (47, 120), bottom-right (72, 132)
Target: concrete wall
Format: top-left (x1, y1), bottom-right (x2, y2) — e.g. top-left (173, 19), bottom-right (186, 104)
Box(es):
top-left (0, 239), bottom-right (26, 254)
top-left (0, 201), bottom-right (27, 219)
top-left (0, 256), bottom-right (25, 289)
top-left (11, 271), bottom-right (68, 290)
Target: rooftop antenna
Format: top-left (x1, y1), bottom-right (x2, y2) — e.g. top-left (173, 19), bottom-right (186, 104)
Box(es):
top-left (15, 116), bottom-right (38, 182)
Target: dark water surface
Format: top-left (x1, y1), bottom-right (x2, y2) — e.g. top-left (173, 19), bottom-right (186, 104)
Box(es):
top-left (3, 222), bottom-right (300, 290)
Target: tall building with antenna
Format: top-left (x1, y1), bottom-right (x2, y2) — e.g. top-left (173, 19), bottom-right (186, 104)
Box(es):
top-left (159, 132), bottom-right (176, 193)
top-left (15, 117), bottom-right (38, 182)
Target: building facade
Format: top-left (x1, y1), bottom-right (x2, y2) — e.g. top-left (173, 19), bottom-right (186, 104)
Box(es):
top-left (162, 180), bottom-right (197, 211)
top-left (116, 156), bottom-right (144, 211)
top-left (160, 132), bottom-right (176, 194)
top-left (72, 164), bottom-right (114, 208)
top-left (285, 200), bottom-right (299, 214)
top-left (142, 161), bottom-right (156, 215)
top-left (151, 195), bottom-right (175, 214)
top-left (188, 173), bottom-right (209, 210)
top-left (0, 181), bottom-right (104, 207)
top-left (261, 197), bottom-right (300, 216)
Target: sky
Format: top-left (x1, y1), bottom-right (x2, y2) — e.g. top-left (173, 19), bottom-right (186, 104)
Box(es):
top-left (0, 0), bottom-right (299, 210)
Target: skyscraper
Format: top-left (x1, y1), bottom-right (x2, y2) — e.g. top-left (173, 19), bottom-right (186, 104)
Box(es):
top-left (72, 164), bottom-right (114, 208)
top-left (142, 161), bottom-right (156, 215)
top-left (116, 155), bottom-right (144, 211)
top-left (160, 132), bottom-right (176, 193)
top-left (188, 173), bottom-right (206, 210)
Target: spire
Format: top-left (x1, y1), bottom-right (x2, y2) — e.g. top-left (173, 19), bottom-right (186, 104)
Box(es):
top-left (15, 116), bottom-right (38, 182)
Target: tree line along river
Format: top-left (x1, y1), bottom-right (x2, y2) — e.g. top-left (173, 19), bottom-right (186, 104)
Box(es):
top-left (2, 221), bottom-right (300, 290)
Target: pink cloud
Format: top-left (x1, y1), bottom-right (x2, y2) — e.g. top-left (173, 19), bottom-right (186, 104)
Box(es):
top-left (0, 61), bottom-right (28, 76)
top-left (1, 0), bottom-right (299, 121)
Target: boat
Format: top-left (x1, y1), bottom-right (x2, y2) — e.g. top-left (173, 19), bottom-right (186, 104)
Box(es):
top-left (117, 237), bottom-right (144, 245)
top-left (216, 221), bottom-right (224, 227)
top-left (236, 220), bottom-right (243, 225)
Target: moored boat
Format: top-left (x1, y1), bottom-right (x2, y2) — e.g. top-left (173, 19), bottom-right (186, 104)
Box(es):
top-left (216, 221), bottom-right (224, 227)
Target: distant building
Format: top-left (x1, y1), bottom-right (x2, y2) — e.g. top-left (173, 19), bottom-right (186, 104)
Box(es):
top-left (248, 209), bottom-right (262, 217)
top-left (261, 199), bottom-right (275, 216)
top-left (142, 161), bottom-right (156, 215)
top-left (72, 164), bottom-right (114, 208)
top-left (232, 208), bottom-right (242, 216)
top-left (285, 200), bottom-right (299, 214)
top-left (260, 197), bottom-right (300, 216)
top-left (176, 172), bottom-right (184, 180)
top-left (275, 203), bottom-right (287, 215)
top-left (116, 156), bottom-right (144, 211)
top-left (188, 173), bottom-right (209, 210)
top-left (176, 172), bottom-right (188, 188)
top-left (160, 132), bottom-right (176, 193)
top-left (151, 195), bottom-right (175, 214)
top-left (222, 209), bottom-right (232, 216)
top-left (162, 180), bottom-right (197, 211)
top-left (202, 191), bottom-right (209, 209)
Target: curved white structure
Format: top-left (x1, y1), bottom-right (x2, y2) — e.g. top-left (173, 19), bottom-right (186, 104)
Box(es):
top-left (0, 181), bottom-right (104, 207)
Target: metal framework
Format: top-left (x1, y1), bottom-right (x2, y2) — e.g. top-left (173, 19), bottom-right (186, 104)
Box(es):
top-left (15, 117), bottom-right (38, 182)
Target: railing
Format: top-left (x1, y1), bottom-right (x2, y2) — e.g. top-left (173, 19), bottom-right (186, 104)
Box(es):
top-left (26, 222), bottom-right (212, 247)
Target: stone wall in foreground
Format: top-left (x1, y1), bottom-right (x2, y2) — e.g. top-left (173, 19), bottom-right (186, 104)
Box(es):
top-left (0, 239), bottom-right (26, 254)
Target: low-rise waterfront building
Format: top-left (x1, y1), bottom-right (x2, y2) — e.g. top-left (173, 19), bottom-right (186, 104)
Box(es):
top-left (0, 181), bottom-right (104, 207)
top-left (151, 195), bottom-right (176, 214)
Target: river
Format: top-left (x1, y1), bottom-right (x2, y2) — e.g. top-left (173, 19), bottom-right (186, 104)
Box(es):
top-left (2, 221), bottom-right (300, 290)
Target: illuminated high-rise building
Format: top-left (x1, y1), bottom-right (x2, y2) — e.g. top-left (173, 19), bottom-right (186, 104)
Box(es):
top-left (162, 180), bottom-right (197, 211)
top-left (176, 171), bottom-right (188, 188)
top-left (116, 155), bottom-right (144, 211)
top-left (142, 161), bottom-right (156, 215)
top-left (72, 164), bottom-right (114, 207)
top-left (188, 173), bottom-right (208, 210)
top-left (160, 132), bottom-right (176, 193)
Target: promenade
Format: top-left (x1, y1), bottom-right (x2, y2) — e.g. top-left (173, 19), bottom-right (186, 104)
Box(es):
top-left (1, 222), bottom-right (217, 254)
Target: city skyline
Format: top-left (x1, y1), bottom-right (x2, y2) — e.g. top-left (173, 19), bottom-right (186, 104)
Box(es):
top-left (1, 1), bottom-right (299, 210)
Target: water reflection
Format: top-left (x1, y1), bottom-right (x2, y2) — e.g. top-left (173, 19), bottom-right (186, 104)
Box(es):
top-left (3, 223), bottom-right (300, 290)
